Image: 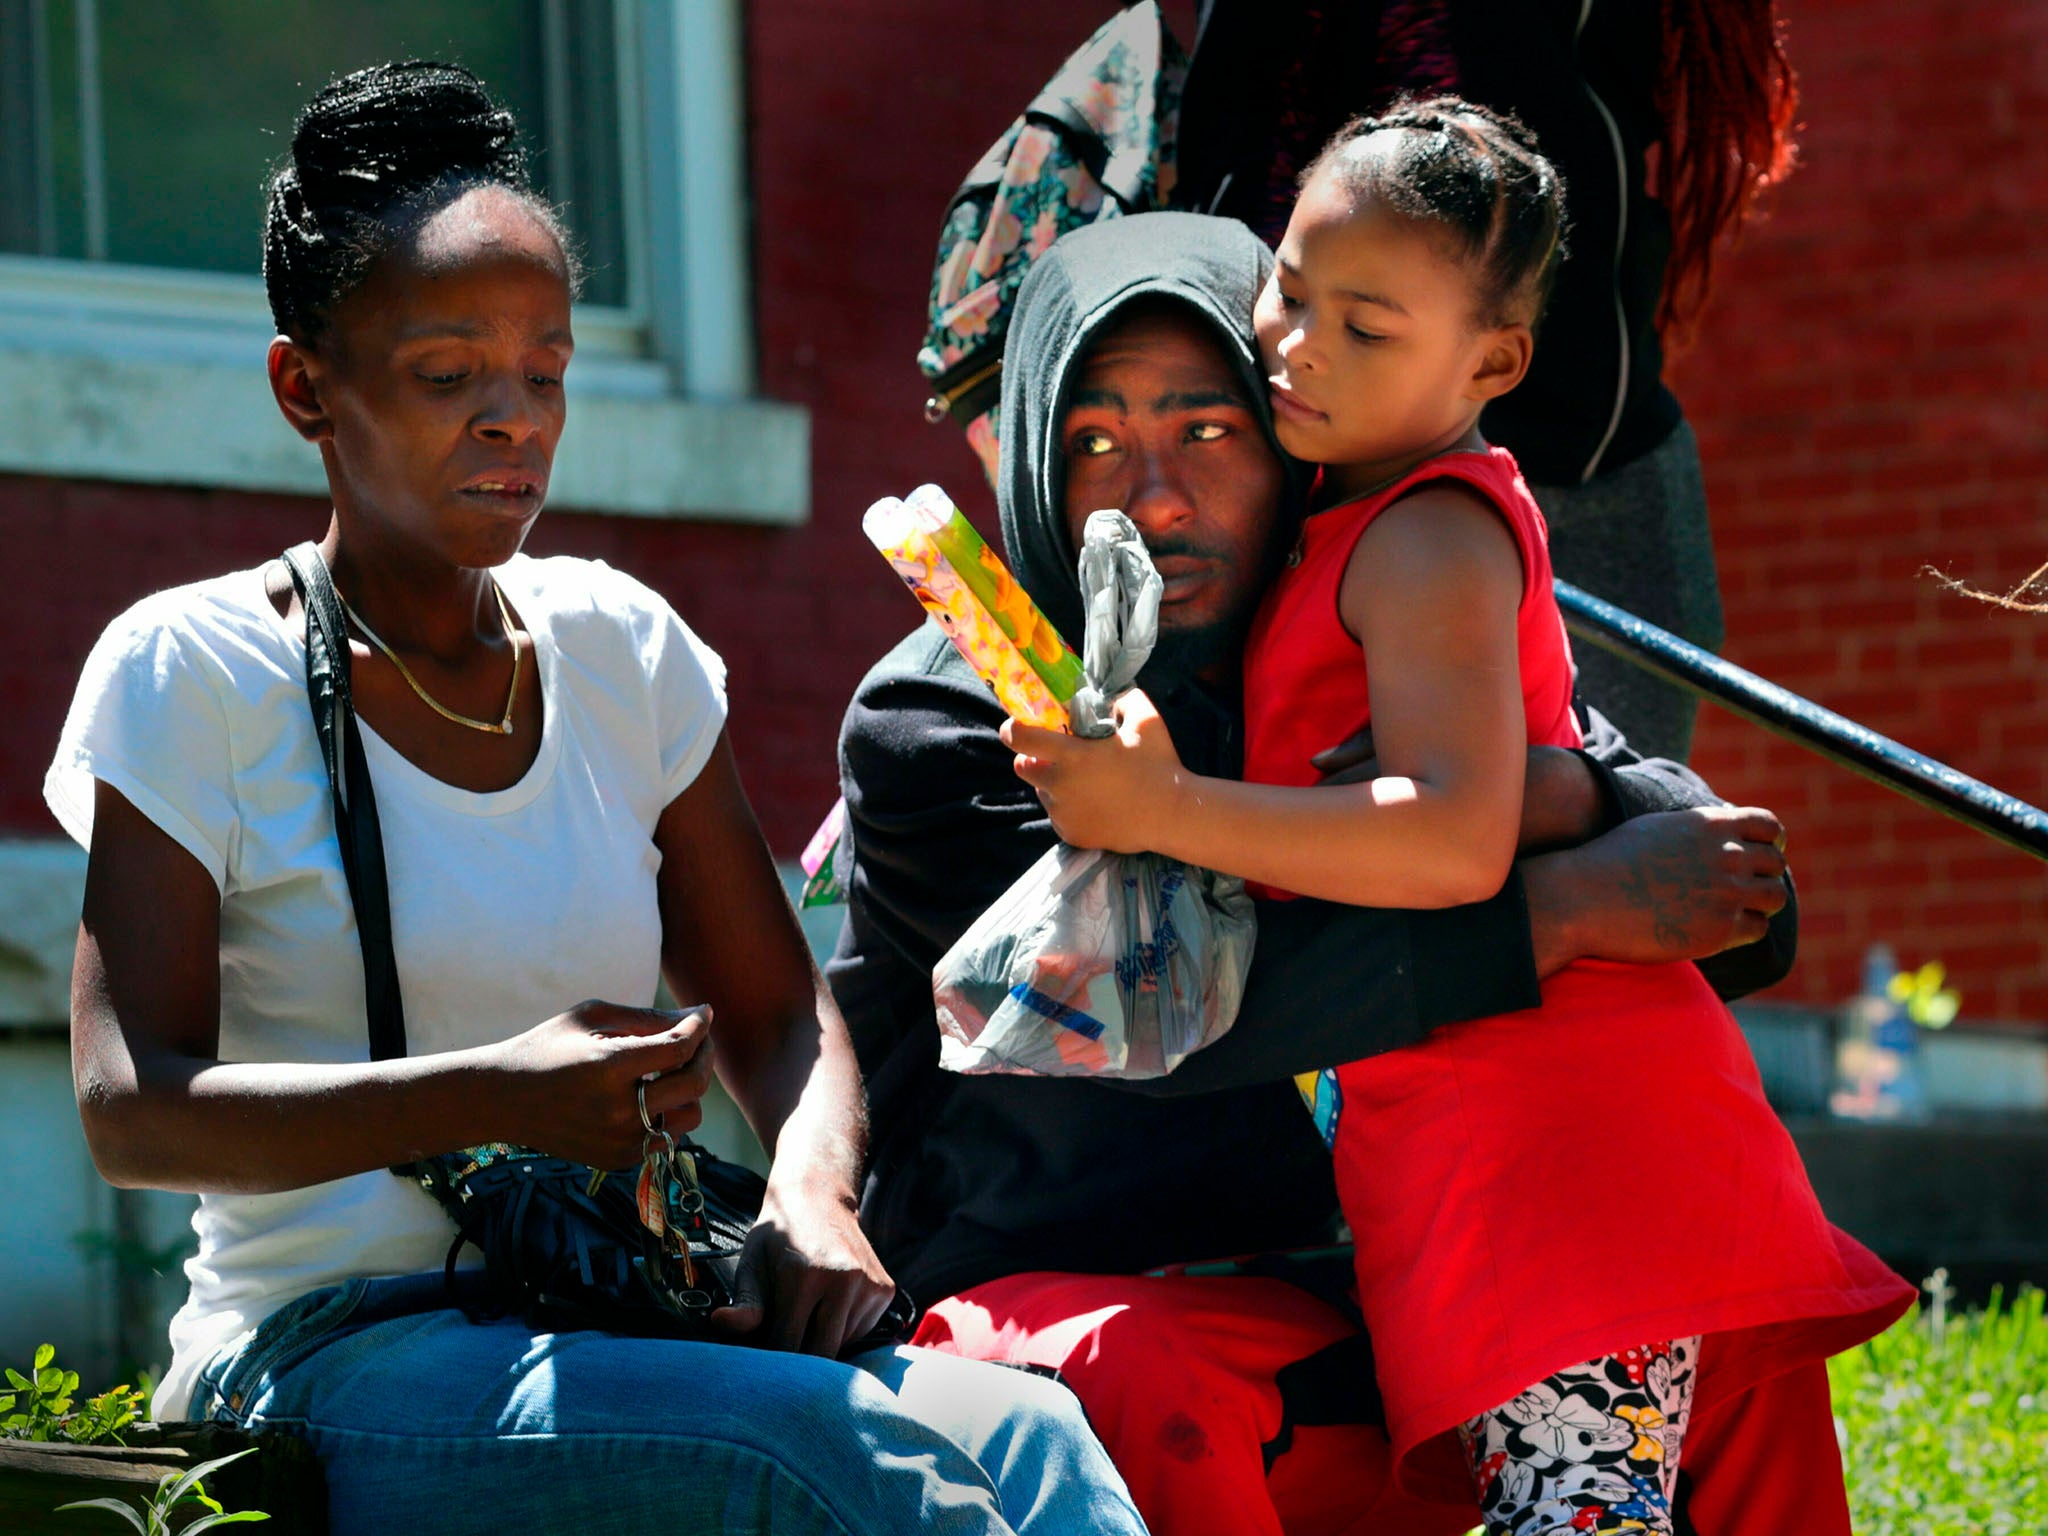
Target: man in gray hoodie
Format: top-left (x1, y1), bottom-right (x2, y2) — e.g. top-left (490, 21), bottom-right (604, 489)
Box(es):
top-left (829, 212), bottom-right (1798, 1535)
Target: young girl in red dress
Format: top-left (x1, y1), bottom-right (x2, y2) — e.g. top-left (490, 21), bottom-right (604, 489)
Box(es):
top-left (1005, 99), bottom-right (1911, 1535)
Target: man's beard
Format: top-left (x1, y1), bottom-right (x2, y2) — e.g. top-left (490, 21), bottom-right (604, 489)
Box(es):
top-left (1142, 611), bottom-right (1252, 689)
top-left (1132, 531), bottom-right (1282, 689)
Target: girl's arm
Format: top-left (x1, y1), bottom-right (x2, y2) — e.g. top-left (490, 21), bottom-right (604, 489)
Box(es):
top-left (72, 780), bottom-right (715, 1193)
top-left (653, 731), bottom-right (897, 1356)
top-left (1008, 484), bottom-right (1529, 908)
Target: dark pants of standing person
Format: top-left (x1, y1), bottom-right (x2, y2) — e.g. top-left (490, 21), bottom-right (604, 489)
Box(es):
top-left (1535, 421), bottom-right (1725, 764)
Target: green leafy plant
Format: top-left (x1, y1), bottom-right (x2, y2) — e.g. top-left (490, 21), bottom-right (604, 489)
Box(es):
top-left (56, 1445), bottom-right (270, 1533)
top-left (2, 1343), bottom-right (78, 1441)
top-left (63, 1383), bottom-right (148, 1447)
top-left (0, 1343), bottom-right (146, 1445)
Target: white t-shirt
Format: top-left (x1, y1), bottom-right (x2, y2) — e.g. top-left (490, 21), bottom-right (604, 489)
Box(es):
top-left (45, 554), bottom-right (728, 1418)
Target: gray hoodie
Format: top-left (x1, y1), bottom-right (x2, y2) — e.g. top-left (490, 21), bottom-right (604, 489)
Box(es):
top-left (996, 210), bottom-right (1290, 661)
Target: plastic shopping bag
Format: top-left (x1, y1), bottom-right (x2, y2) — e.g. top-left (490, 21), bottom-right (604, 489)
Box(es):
top-left (934, 841), bottom-right (1255, 1076)
top-left (932, 510), bottom-right (1255, 1078)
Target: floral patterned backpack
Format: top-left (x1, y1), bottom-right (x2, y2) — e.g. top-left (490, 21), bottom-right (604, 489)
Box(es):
top-left (918, 2), bottom-right (1187, 483)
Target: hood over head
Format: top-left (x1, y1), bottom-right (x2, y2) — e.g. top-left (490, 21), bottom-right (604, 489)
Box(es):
top-left (996, 211), bottom-right (1293, 660)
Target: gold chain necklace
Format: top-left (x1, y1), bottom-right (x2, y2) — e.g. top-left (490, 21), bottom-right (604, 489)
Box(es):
top-left (337, 582), bottom-right (522, 736)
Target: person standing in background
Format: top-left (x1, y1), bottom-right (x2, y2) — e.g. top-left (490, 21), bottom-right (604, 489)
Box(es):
top-left (1174, 0), bottom-right (1799, 761)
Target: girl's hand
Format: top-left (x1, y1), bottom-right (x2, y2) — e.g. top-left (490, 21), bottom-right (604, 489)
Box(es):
top-left (1001, 688), bottom-right (1188, 854)
top-left (707, 1178), bottom-right (898, 1358)
top-left (487, 1001), bottom-right (716, 1169)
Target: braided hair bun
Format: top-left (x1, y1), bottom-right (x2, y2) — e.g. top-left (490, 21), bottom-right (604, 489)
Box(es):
top-left (1305, 96), bottom-right (1568, 333)
top-left (264, 60), bottom-right (575, 339)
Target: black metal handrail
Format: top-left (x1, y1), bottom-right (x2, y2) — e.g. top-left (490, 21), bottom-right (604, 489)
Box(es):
top-left (1555, 579), bottom-right (2048, 864)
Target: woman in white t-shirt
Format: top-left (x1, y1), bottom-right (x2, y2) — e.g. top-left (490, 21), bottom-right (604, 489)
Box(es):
top-left (46, 61), bottom-right (1144, 1536)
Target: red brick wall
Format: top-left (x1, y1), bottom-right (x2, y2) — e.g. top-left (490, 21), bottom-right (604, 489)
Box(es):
top-left (0, 480), bottom-right (310, 832)
top-left (1676, 0), bottom-right (2048, 1023)
top-left (5, 0), bottom-right (2041, 1021)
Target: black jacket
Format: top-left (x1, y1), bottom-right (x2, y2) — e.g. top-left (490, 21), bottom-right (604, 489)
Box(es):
top-left (827, 215), bottom-right (1789, 1305)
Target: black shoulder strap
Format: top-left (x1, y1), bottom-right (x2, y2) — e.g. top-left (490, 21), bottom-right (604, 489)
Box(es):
top-left (281, 543), bottom-right (409, 1063)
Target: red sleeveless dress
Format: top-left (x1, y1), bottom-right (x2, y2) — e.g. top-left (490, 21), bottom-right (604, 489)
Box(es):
top-left (1241, 448), bottom-right (1912, 1499)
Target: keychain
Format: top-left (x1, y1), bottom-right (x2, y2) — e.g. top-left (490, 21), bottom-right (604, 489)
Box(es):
top-left (638, 1079), bottom-right (703, 1289)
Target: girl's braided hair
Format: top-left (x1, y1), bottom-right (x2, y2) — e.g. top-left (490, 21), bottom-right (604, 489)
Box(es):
top-left (1302, 96), bottom-right (1568, 334)
top-left (263, 60), bottom-right (580, 341)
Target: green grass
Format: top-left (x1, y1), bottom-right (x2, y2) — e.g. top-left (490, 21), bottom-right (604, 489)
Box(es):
top-left (1830, 1276), bottom-right (2047, 1536)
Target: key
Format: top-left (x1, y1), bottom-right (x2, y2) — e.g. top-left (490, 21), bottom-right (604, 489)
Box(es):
top-left (666, 1140), bottom-right (703, 1288)
top-left (637, 1126), bottom-right (676, 1243)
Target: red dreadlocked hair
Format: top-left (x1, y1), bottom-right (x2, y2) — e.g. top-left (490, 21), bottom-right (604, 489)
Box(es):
top-left (1654, 0), bottom-right (1801, 348)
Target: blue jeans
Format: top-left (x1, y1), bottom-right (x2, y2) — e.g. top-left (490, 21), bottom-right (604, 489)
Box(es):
top-left (189, 1274), bottom-right (1147, 1535)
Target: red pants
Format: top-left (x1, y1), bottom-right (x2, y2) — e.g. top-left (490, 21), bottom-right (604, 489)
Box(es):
top-left (915, 1271), bottom-right (1470, 1536)
top-left (1678, 1356), bottom-right (1853, 1534)
top-left (915, 1270), bottom-right (1855, 1536)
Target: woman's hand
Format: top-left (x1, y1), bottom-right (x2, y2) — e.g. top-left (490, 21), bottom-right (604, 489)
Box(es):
top-left (707, 1178), bottom-right (898, 1358)
top-left (487, 1001), bottom-right (716, 1170)
top-left (1001, 688), bottom-right (1189, 853)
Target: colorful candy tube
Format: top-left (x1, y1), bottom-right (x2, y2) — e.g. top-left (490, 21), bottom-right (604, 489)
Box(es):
top-left (864, 490), bottom-right (1076, 731)
top-left (901, 484), bottom-right (1086, 702)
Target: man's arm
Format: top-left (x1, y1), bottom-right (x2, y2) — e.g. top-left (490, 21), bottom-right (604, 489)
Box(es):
top-left (1126, 874), bottom-right (1540, 1093)
top-left (1120, 710), bottom-right (1796, 1096)
top-left (1286, 701), bottom-right (1799, 987)
top-left (1307, 706), bottom-right (1799, 999)
top-left (1573, 702), bottom-right (1800, 998)
top-left (835, 642), bottom-right (1793, 1103)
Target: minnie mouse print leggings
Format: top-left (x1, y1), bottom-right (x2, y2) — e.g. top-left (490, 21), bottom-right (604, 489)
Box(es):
top-left (1459, 1337), bottom-right (1700, 1536)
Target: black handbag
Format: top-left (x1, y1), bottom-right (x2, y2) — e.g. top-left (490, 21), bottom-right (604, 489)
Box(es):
top-left (280, 544), bottom-right (911, 1345)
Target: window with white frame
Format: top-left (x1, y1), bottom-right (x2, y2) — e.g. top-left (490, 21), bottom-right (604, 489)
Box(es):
top-left (0, 0), bottom-right (806, 523)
